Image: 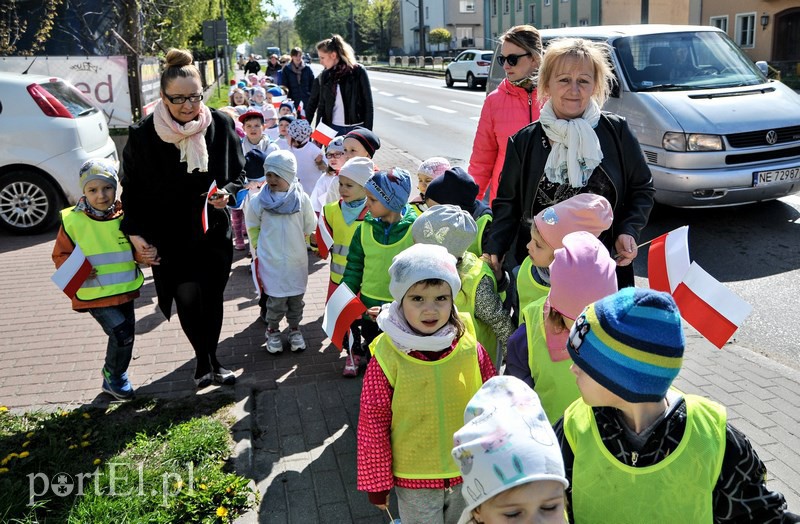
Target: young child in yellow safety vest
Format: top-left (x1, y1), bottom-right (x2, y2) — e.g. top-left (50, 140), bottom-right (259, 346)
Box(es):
top-left (356, 244), bottom-right (496, 523)
top-left (506, 231), bottom-right (617, 424)
top-left (409, 156), bottom-right (450, 216)
top-left (452, 376), bottom-right (569, 524)
top-left (51, 159), bottom-right (144, 401)
top-left (554, 288), bottom-right (798, 523)
top-left (411, 205), bottom-right (514, 369)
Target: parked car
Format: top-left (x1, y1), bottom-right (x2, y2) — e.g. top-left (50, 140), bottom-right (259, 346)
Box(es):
top-left (446, 49), bottom-right (493, 89)
top-left (0, 72), bottom-right (117, 234)
top-left (485, 25), bottom-right (800, 207)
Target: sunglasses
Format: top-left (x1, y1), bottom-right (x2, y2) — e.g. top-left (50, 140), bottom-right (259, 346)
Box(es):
top-left (496, 52), bottom-right (531, 67)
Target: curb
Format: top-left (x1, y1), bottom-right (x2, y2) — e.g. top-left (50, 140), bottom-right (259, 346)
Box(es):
top-left (365, 65), bottom-right (446, 79)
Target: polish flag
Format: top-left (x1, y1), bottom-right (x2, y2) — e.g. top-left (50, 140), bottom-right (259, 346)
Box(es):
top-left (202, 180), bottom-right (218, 233)
top-left (52, 244), bottom-right (93, 298)
top-left (310, 122), bottom-right (337, 147)
top-left (297, 101), bottom-right (306, 120)
top-left (315, 209), bottom-right (334, 259)
top-left (322, 283), bottom-right (366, 350)
top-left (251, 257), bottom-right (264, 296)
top-left (672, 262), bottom-right (752, 349)
top-left (648, 226), bottom-right (690, 293)
top-left (271, 95), bottom-right (287, 108)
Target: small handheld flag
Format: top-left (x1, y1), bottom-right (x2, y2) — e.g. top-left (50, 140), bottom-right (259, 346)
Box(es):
top-left (310, 122), bottom-right (338, 147)
top-left (315, 209), bottom-right (334, 259)
top-left (648, 226), bottom-right (690, 293)
top-left (52, 244), bottom-right (93, 298)
top-left (322, 284), bottom-right (366, 350)
top-left (202, 180), bottom-right (218, 233)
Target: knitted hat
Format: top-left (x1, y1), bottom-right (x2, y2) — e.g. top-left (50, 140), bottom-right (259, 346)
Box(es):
top-left (417, 157), bottom-right (451, 180)
top-left (288, 119), bottom-right (312, 144)
top-left (79, 158), bottom-right (119, 189)
top-left (388, 244), bottom-right (461, 302)
top-left (344, 127), bottom-right (381, 157)
top-left (261, 104), bottom-right (278, 121)
top-left (338, 157), bottom-right (374, 188)
top-left (534, 194), bottom-right (613, 251)
top-left (412, 204), bottom-right (478, 259)
top-left (267, 86), bottom-right (283, 97)
top-left (238, 109), bottom-right (264, 124)
top-left (452, 376), bottom-right (568, 524)
top-left (325, 136), bottom-right (346, 155)
top-left (567, 288), bottom-right (685, 403)
top-left (244, 149), bottom-right (267, 182)
top-left (237, 81), bottom-right (246, 89)
top-left (279, 114), bottom-right (296, 124)
top-left (549, 232), bottom-right (618, 321)
top-left (425, 167), bottom-right (479, 210)
top-left (279, 100), bottom-right (295, 112)
top-left (365, 168), bottom-right (411, 213)
top-left (263, 150), bottom-right (297, 184)
top-left (251, 86), bottom-right (265, 98)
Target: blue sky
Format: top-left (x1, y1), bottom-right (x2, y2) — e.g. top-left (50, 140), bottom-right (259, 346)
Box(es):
top-left (270, 0), bottom-right (297, 18)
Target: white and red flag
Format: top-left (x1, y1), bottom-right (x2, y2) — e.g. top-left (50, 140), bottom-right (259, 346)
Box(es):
top-left (251, 257), bottom-right (264, 296)
top-left (202, 180), bottom-right (218, 234)
top-left (297, 101), bottom-right (306, 120)
top-left (51, 244), bottom-right (93, 298)
top-left (647, 225), bottom-right (690, 293)
top-left (310, 122), bottom-right (337, 147)
top-left (315, 209), bottom-right (334, 259)
top-left (322, 283), bottom-right (366, 350)
top-left (271, 95), bottom-right (287, 108)
top-left (672, 262), bottom-right (752, 349)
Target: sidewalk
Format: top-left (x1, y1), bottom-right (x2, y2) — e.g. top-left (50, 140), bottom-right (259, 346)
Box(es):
top-left (0, 140), bottom-right (797, 521)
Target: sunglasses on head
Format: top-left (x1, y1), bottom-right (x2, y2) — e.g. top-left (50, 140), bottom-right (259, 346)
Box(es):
top-left (496, 52), bottom-right (531, 67)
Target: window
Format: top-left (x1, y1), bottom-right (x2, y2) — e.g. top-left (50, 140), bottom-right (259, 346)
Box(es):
top-left (492, 0), bottom-right (497, 16)
top-left (544, 0), bottom-right (551, 6)
top-left (425, 6), bottom-right (429, 19)
top-left (561, 0), bottom-right (568, 3)
top-left (504, 0), bottom-right (510, 14)
top-left (710, 16), bottom-right (728, 33)
top-left (517, 0), bottom-right (522, 11)
top-left (529, 4), bottom-right (536, 23)
top-left (579, 18), bottom-right (589, 26)
top-left (560, 21), bottom-right (567, 27)
top-left (459, 1), bottom-right (476, 13)
top-left (735, 13), bottom-right (755, 48)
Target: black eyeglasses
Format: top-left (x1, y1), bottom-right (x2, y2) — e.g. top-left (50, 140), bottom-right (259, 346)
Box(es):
top-left (165, 94), bottom-right (203, 105)
top-left (496, 53), bottom-right (532, 67)
top-left (325, 152), bottom-right (344, 159)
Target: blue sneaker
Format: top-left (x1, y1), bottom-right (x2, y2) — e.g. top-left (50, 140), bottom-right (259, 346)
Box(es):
top-left (101, 368), bottom-right (135, 401)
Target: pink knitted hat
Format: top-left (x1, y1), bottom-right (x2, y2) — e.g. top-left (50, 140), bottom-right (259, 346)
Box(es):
top-left (533, 194), bottom-right (613, 250)
top-left (549, 231), bottom-right (618, 320)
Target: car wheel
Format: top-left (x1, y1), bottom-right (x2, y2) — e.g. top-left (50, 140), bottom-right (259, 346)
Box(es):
top-left (445, 71), bottom-right (454, 87)
top-left (0, 170), bottom-right (61, 234)
top-left (467, 73), bottom-right (477, 90)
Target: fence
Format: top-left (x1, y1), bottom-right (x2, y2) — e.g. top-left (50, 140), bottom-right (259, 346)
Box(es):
top-left (387, 55), bottom-right (452, 70)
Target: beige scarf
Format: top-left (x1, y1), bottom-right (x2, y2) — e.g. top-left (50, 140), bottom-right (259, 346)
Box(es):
top-left (153, 100), bottom-right (212, 173)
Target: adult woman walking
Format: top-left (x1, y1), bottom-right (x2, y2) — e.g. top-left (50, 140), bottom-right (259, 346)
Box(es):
top-left (485, 38), bottom-right (655, 288)
top-left (280, 47), bottom-right (314, 111)
top-left (468, 25), bottom-right (543, 202)
top-left (306, 34), bottom-right (373, 133)
top-left (121, 49), bottom-right (246, 388)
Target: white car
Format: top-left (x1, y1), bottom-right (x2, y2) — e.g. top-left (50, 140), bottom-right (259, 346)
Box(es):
top-left (445, 49), bottom-right (493, 90)
top-left (0, 72), bottom-right (117, 233)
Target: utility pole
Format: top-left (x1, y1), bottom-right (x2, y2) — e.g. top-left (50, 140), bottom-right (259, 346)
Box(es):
top-left (220, 0), bottom-right (229, 84)
top-left (350, 3), bottom-right (357, 54)
top-left (418, 0), bottom-right (425, 55)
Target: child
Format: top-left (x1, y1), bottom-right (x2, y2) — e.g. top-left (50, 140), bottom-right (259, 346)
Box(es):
top-left (425, 167), bottom-right (493, 259)
top-left (410, 156), bottom-right (450, 215)
top-left (357, 243), bottom-right (496, 523)
top-left (341, 168), bottom-right (416, 375)
top-left (452, 376), bottom-right (569, 524)
top-left (276, 115), bottom-right (294, 150)
top-left (249, 86), bottom-right (267, 109)
top-left (555, 288), bottom-right (798, 523)
top-left (229, 88), bottom-right (249, 114)
top-left (239, 109), bottom-right (279, 156)
top-left (517, 193), bottom-right (612, 315)
top-left (230, 149), bottom-right (268, 251)
top-left (278, 100), bottom-right (296, 117)
top-left (51, 158), bottom-right (144, 400)
top-left (287, 118), bottom-right (326, 197)
top-left (412, 205), bottom-right (513, 368)
top-left (265, 86), bottom-right (284, 106)
top-left (262, 104), bottom-right (280, 141)
top-left (310, 136), bottom-right (346, 214)
top-left (343, 127), bottom-right (381, 161)
top-left (506, 231), bottom-right (617, 423)
top-left (245, 150), bottom-right (316, 354)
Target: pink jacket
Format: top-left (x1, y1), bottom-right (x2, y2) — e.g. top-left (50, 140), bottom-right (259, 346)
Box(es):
top-left (468, 79), bottom-right (541, 201)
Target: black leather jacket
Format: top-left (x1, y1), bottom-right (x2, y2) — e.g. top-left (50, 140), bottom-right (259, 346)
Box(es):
top-left (486, 113), bottom-right (655, 265)
top-left (307, 64), bottom-right (374, 130)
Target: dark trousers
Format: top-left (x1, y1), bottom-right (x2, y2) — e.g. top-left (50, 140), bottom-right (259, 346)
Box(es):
top-left (88, 301), bottom-right (136, 378)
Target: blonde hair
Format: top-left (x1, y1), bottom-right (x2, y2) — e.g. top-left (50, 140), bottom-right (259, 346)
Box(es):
top-left (161, 48), bottom-right (201, 92)
top-left (316, 34), bottom-right (356, 67)
top-left (500, 25), bottom-right (543, 59)
top-left (229, 88), bottom-right (248, 106)
top-left (537, 38), bottom-right (614, 107)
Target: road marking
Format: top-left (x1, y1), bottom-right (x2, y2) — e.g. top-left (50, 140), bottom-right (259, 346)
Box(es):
top-left (370, 87), bottom-right (378, 91)
top-left (397, 97), bottom-right (419, 103)
top-left (427, 105), bottom-right (458, 114)
top-left (451, 100), bottom-right (483, 109)
top-left (377, 106), bottom-right (429, 125)
top-left (780, 194), bottom-right (800, 206)
top-left (378, 91), bottom-right (394, 96)
top-left (470, 116), bottom-right (480, 121)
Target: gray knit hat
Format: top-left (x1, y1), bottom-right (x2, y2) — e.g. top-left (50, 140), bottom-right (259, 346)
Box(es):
top-left (264, 150), bottom-right (297, 184)
top-left (412, 204), bottom-right (478, 258)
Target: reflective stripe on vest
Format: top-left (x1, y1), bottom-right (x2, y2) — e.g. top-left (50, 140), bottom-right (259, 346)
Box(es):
top-left (563, 394), bottom-right (726, 524)
top-left (455, 252), bottom-right (498, 356)
top-left (521, 297), bottom-right (580, 423)
top-left (467, 214), bottom-right (492, 258)
top-left (61, 208), bottom-right (144, 301)
top-left (324, 201), bottom-right (364, 285)
top-left (360, 222), bottom-right (414, 302)
top-left (373, 313), bottom-right (481, 479)
top-left (517, 256), bottom-right (549, 324)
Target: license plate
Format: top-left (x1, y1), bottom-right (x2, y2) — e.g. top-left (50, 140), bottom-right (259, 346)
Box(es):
top-left (753, 167), bottom-right (800, 186)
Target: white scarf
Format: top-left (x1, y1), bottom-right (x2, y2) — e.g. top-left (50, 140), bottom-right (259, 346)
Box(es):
top-left (539, 99), bottom-right (603, 188)
top-left (153, 100), bottom-right (212, 173)
top-left (376, 302), bottom-right (458, 353)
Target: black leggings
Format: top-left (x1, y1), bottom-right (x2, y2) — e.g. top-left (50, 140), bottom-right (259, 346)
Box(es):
top-left (174, 281), bottom-right (225, 377)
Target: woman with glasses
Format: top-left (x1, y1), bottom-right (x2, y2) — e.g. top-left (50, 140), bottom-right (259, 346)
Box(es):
top-left (121, 48), bottom-right (246, 389)
top-left (468, 25), bottom-right (543, 203)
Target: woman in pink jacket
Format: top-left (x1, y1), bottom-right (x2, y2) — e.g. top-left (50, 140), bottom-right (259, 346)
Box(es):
top-left (468, 25), bottom-right (543, 202)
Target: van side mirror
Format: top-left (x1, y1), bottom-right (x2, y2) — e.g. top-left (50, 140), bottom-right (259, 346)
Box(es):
top-left (755, 61), bottom-right (768, 76)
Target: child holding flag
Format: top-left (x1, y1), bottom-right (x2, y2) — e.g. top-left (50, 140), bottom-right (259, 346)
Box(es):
top-left (310, 136), bottom-right (346, 215)
top-left (357, 244), bottom-right (496, 523)
top-left (51, 159), bottom-right (144, 401)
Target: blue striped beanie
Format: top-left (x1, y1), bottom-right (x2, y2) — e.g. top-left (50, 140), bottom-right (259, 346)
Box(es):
top-left (566, 288), bottom-right (684, 403)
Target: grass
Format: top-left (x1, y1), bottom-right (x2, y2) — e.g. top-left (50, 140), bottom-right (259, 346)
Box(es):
top-left (205, 78), bottom-right (234, 110)
top-left (0, 396), bottom-right (257, 523)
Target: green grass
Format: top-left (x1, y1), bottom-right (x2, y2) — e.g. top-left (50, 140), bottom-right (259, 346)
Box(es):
top-left (0, 396), bottom-right (257, 523)
top-left (205, 79), bottom-right (234, 110)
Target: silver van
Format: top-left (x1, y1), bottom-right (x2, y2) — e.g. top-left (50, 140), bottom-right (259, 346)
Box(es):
top-left (486, 25), bottom-right (800, 207)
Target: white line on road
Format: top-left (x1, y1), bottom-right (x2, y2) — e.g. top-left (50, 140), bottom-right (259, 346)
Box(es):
top-left (780, 194), bottom-right (800, 207)
top-left (397, 97), bottom-right (419, 103)
top-left (378, 91), bottom-right (394, 96)
top-left (451, 100), bottom-right (483, 109)
top-left (377, 106), bottom-right (428, 125)
top-left (427, 105), bottom-right (458, 114)
top-left (470, 116), bottom-right (480, 121)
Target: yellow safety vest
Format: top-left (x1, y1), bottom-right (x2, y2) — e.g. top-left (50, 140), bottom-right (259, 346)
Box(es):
top-left (411, 202), bottom-right (427, 216)
top-left (61, 208), bottom-right (144, 301)
top-left (467, 214), bottom-right (492, 258)
top-left (323, 201), bottom-right (365, 284)
top-left (563, 394), bottom-right (726, 524)
top-left (360, 222), bottom-right (414, 303)
top-left (455, 252), bottom-right (498, 358)
top-left (373, 313), bottom-right (481, 479)
top-left (521, 297), bottom-right (580, 423)
top-left (517, 256), bottom-right (549, 323)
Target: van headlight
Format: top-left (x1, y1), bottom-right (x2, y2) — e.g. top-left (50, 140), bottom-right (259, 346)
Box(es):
top-left (663, 133), bottom-right (723, 152)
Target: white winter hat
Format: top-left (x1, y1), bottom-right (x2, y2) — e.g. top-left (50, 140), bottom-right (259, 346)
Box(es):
top-left (264, 150), bottom-right (297, 184)
top-left (338, 157), bottom-right (374, 188)
top-left (388, 244), bottom-right (461, 302)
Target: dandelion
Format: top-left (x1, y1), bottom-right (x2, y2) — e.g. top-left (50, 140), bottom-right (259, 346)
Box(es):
top-left (199, 483), bottom-right (208, 490)
top-left (226, 487), bottom-right (232, 493)
top-left (216, 506), bottom-right (228, 518)
top-left (69, 444), bottom-right (78, 450)
top-left (22, 441), bottom-right (30, 448)
top-left (7, 453), bottom-right (19, 460)
top-left (19, 451), bottom-right (30, 458)
top-left (60, 411), bottom-right (69, 417)
top-left (0, 406), bottom-right (7, 412)
top-left (81, 441), bottom-right (90, 448)
top-left (1, 457), bottom-right (9, 466)
top-left (82, 413), bottom-right (90, 419)
top-left (82, 431), bottom-right (91, 439)
top-left (26, 432), bottom-right (34, 438)
top-left (0, 468), bottom-right (8, 474)
top-left (93, 458), bottom-right (101, 466)
top-left (173, 480), bottom-right (184, 490)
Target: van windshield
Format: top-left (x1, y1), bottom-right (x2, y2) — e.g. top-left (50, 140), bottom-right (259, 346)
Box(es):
top-left (613, 31), bottom-right (767, 92)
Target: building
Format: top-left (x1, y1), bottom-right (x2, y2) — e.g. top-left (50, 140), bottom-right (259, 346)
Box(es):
top-left (399, 0), bottom-right (487, 54)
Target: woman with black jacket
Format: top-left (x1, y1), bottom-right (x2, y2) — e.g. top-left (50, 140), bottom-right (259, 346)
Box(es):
top-left (306, 34), bottom-right (374, 133)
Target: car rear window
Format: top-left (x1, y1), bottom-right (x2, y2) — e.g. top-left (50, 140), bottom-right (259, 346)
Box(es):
top-left (39, 81), bottom-right (98, 117)
top-left (481, 53), bottom-right (493, 61)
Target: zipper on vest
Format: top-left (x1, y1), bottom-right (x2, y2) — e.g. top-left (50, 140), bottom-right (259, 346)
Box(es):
top-left (631, 451), bottom-right (639, 466)
top-left (528, 92), bottom-right (533, 122)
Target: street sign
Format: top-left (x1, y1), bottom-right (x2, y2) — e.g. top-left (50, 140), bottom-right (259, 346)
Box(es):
top-left (202, 20), bottom-right (228, 47)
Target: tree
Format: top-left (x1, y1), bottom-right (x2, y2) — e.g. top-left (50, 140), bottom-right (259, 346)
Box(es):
top-left (0, 0), bottom-right (63, 55)
top-left (428, 27), bottom-right (450, 53)
top-left (362, 0), bottom-right (397, 59)
top-left (225, 0), bottom-right (270, 47)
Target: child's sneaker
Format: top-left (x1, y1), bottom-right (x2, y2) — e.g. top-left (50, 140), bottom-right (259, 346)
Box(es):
top-left (101, 368), bottom-right (135, 401)
top-left (234, 241), bottom-right (246, 251)
top-left (342, 354), bottom-right (360, 377)
top-left (266, 329), bottom-right (283, 354)
top-left (289, 329), bottom-right (306, 352)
